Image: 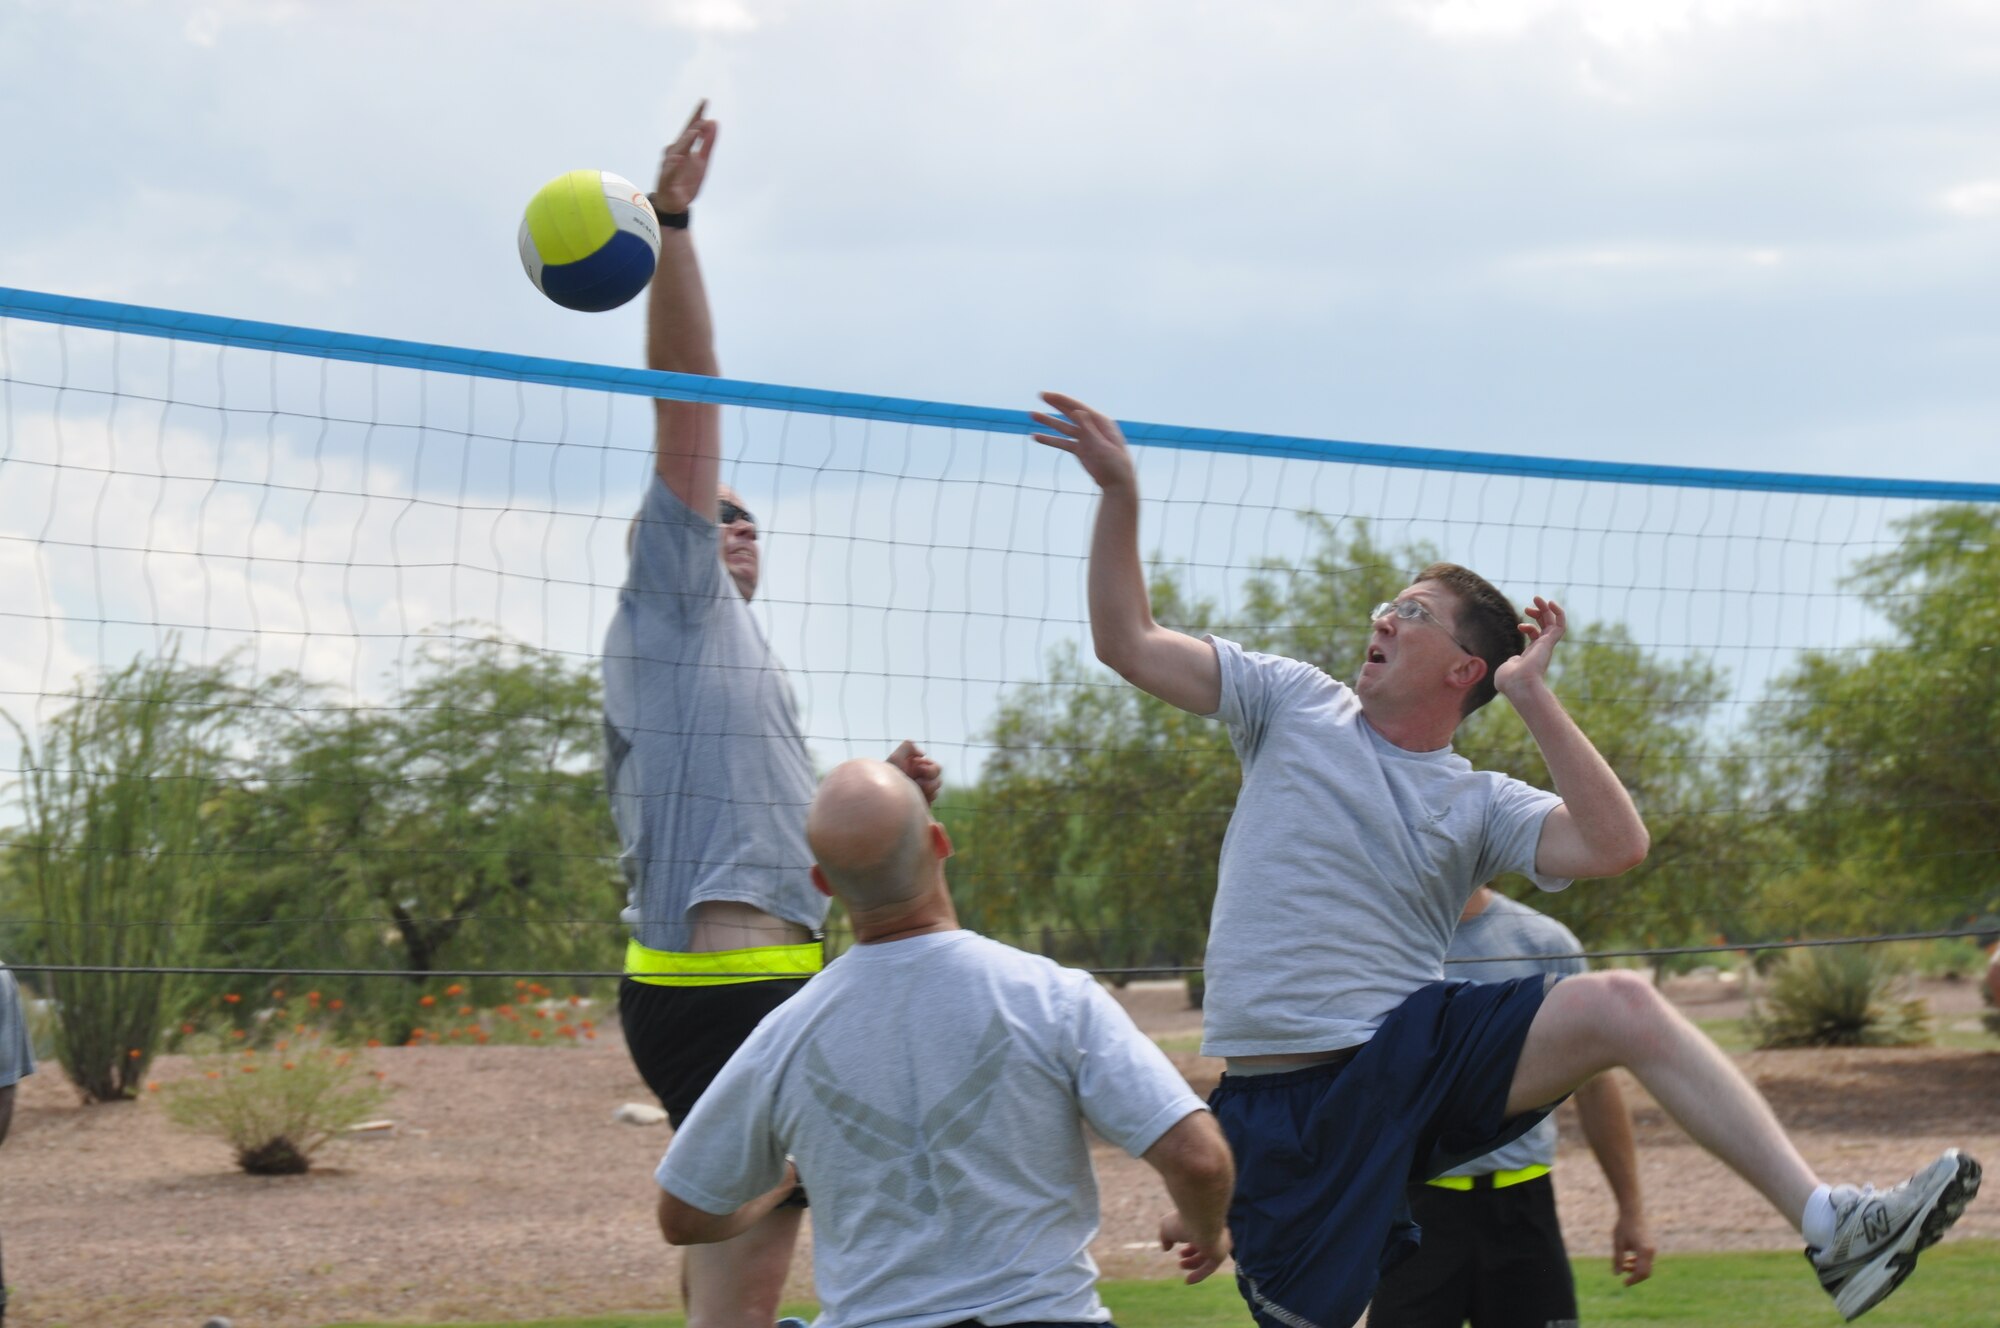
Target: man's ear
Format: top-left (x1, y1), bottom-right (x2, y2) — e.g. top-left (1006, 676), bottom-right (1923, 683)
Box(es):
top-left (931, 822), bottom-right (954, 861)
top-left (809, 864), bottom-right (833, 898)
top-left (1447, 653), bottom-right (1487, 698)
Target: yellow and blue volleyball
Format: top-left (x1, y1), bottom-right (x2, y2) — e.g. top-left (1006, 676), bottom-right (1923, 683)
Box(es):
top-left (518, 170), bottom-right (661, 312)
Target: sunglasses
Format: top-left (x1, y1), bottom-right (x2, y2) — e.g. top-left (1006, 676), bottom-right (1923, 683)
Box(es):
top-left (1369, 598), bottom-right (1475, 656)
top-left (718, 500), bottom-right (755, 528)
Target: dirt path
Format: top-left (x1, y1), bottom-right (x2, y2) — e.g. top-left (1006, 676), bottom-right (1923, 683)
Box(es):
top-left (5, 977), bottom-right (1994, 1327)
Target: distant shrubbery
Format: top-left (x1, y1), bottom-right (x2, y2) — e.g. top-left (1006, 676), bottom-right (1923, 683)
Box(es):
top-left (1746, 947), bottom-right (1931, 1049)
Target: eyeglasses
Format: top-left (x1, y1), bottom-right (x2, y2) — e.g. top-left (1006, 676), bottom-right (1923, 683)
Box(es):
top-left (1369, 599), bottom-right (1475, 656)
top-left (718, 500), bottom-right (755, 528)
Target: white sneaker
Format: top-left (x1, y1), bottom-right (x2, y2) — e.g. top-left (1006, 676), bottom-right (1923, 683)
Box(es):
top-left (1808, 1149), bottom-right (1982, 1321)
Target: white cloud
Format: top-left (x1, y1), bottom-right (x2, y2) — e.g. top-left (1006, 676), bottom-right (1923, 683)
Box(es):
top-left (652, 0), bottom-right (762, 34)
top-left (1401, 0), bottom-right (1803, 46)
top-left (1939, 179), bottom-right (2000, 218)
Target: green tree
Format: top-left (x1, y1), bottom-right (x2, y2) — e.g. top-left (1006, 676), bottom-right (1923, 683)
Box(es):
top-left (1761, 504), bottom-right (2000, 934)
top-left (201, 631), bottom-right (620, 1024)
top-left (5, 650), bottom-right (250, 1100)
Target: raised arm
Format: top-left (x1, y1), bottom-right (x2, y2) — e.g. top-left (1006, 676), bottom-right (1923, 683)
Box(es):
top-left (1142, 1108), bottom-right (1235, 1284)
top-left (1030, 394), bottom-right (1220, 715)
top-left (1573, 1072), bottom-right (1656, 1286)
top-left (1495, 599), bottom-right (1650, 878)
top-left (647, 103), bottom-right (723, 520)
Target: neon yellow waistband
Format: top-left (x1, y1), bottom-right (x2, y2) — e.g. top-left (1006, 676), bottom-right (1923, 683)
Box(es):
top-left (624, 937), bottom-right (825, 988)
top-left (1425, 1163), bottom-right (1552, 1191)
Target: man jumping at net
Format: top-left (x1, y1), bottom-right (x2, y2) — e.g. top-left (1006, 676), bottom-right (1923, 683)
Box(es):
top-left (1029, 392), bottom-right (1980, 1328)
top-left (603, 105), bottom-right (940, 1328)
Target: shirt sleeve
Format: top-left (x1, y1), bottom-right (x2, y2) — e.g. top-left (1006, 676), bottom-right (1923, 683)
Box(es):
top-left (654, 1035), bottom-right (789, 1214)
top-left (627, 472), bottom-right (727, 608)
top-left (1204, 636), bottom-right (1317, 764)
top-left (0, 969), bottom-right (34, 1087)
top-left (1477, 774), bottom-right (1573, 894)
top-left (1068, 977), bottom-right (1208, 1158)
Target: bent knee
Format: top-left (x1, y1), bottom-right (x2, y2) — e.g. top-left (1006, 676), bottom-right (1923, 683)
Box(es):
top-left (1561, 969), bottom-right (1676, 1061)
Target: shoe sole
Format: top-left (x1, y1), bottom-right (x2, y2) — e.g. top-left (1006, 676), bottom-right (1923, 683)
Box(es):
top-left (1835, 1151), bottom-right (1982, 1321)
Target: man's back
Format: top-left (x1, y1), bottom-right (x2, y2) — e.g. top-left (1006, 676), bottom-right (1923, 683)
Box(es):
top-left (659, 930), bottom-right (1204, 1328)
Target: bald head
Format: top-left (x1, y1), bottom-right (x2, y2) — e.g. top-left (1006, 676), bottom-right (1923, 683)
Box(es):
top-left (808, 759), bottom-right (941, 911)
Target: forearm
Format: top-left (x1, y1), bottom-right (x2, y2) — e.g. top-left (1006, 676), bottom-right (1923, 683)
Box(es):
top-left (1146, 1112), bottom-right (1234, 1249)
top-left (647, 231), bottom-right (717, 376)
top-left (1087, 481), bottom-right (1155, 665)
top-left (1509, 680), bottom-right (1648, 869)
top-left (1575, 1074), bottom-right (1644, 1216)
top-left (646, 230), bottom-right (723, 505)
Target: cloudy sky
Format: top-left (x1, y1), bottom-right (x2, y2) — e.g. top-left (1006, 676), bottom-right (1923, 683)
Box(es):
top-left (1, 0), bottom-right (1996, 763)
top-left (7, 0), bottom-right (1999, 477)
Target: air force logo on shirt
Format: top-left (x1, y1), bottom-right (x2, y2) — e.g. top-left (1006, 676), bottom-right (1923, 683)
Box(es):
top-left (801, 1014), bottom-right (1012, 1217)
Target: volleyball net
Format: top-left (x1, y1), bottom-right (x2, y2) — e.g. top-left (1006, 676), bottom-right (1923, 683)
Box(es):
top-left (2, 287), bottom-right (1996, 1007)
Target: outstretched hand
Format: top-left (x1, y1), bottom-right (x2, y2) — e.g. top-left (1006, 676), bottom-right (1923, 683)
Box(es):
top-left (1029, 392), bottom-right (1138, 493)
top-left (1158, 1211), bottom-right (1231, 1285)
top-left (652, 100), bottom-right (716, 216)
top-left (887, 740), bottom-right (943, 805)
top-left (1494, 596), bottom-right (1565, 698)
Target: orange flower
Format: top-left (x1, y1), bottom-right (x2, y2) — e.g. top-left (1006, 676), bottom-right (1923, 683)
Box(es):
top-left (533, 1008), bottom-right (548, 1020)
top-left (579, 1020), bottom-right (595, 1030)
top-left (529, 1029), bottom-right (543, 1040)
top-left (127, 1048), bottom-right (143, 1059)
top-left (445, 983), bottom-right (464, 997)
top-left (275, 1040), bottom-right (289, 1051)
top-left (230, 1029), bottom-right (247, 1040)
top-left (458, 1005), bottom-right (473, 1016)
top-left (366, 1038), bottom-right (382, 1049)
top-left (283, 1062), bottom-right (297, 1071)
top-left (557, 1025), bottom-right (577, 1039)
top-left (418, 995), bottom-right (436, 1007)
top-left (514, 979), bottom-right (529, 990)
top-left (583, 1029), bottom-right (596, 1040)
top-left (567, 994), bottom-right (582, 1006)
top-left (146, 1081), bottom-right (160, 1092)
top-left (271, 989), bottom-right (286, 1000)
top-left (336, 1054), bottom-right (351, 1067)
top-left (496, 1003), bottom-right (513, 1016)
top-left (205, 1070), bottom-right (221, 1080)
top-left (307, 991), bottom-right (322, 1004)
top-left (295, 1023), bottom-right (307, 1035)
top-left (222, 993), bottom-right (241, 1004)
top-left (180, 1023), bottom-right (195, 1035)
top-left (241, 1065), bottom-right (259, 1074)
top-left (554, 1010), bottom-right (568, 1022)
top-left (474, 1030), bottom-right (490, 1044)
top-left (329, 999), bottom-right (343, 1011)
top-left (372, 1069), bottom-right (388, 1081)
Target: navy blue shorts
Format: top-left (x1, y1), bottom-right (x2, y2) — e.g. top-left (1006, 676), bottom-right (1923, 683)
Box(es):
top-left (1211, 976), bottom-right (1561, 1328)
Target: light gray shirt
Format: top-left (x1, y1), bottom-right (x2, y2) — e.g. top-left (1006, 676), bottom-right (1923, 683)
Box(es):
top-left (658, 930), bottom-right (1206, 1328)
top-left (1437, 895), bottom-right (1588, 1176)
top-left (0, 964), bottom-right (35, 1088)
top-left (1200, 636), bottom-right (1570, 1057)
top-left (603, 476), bottom-right (822, 950)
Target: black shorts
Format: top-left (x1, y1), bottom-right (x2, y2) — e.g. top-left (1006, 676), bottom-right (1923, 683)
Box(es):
top-left (619, 976), bottom-right (810, 1127)
top-left (1366, 1174), bottom-right (1577, 1328)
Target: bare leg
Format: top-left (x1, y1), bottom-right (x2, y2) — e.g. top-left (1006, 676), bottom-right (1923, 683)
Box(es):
top-left (682, 1204), bottom-right (804, 1328)
top-left (1506, 970), bottom-right (1820, 1227)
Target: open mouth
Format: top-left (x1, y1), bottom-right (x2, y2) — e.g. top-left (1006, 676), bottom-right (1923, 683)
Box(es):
top-left (1367, 647), bottom-right (1387, 665)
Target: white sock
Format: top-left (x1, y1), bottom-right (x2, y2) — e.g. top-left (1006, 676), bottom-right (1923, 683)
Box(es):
top-left (1801, 1184), bottom-right (1837, 1247)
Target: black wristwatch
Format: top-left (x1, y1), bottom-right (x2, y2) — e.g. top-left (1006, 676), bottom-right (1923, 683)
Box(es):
top-left (648, 194), bottom-right (690, 229)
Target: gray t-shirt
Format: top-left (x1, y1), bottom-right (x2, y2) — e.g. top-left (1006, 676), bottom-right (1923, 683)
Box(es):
top-left (1201, 636), bottom-right (1571, 1056)
top-left (0, 964), bottom-right (35, 1088)
top-left (1437, 895), bottom-right (1588, 1176)
top-left (602, 477), bottom-right (822, 951)
top-left (657, 930), bottom-right (1206, 1328)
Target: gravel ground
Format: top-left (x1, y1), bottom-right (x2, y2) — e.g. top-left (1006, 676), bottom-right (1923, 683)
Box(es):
top-left (4, 976), bottom-right (1994, 1327)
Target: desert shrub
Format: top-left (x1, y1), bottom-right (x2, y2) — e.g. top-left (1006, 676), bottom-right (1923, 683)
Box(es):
top-left (1746, 946), bottom-right (1931, 1049)
top-left (163, 1048), bottom-right (392, 1175)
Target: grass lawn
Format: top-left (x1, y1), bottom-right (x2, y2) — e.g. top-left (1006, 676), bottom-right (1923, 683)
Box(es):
top-left (326, 1239), bottom-right (1998, 1328)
